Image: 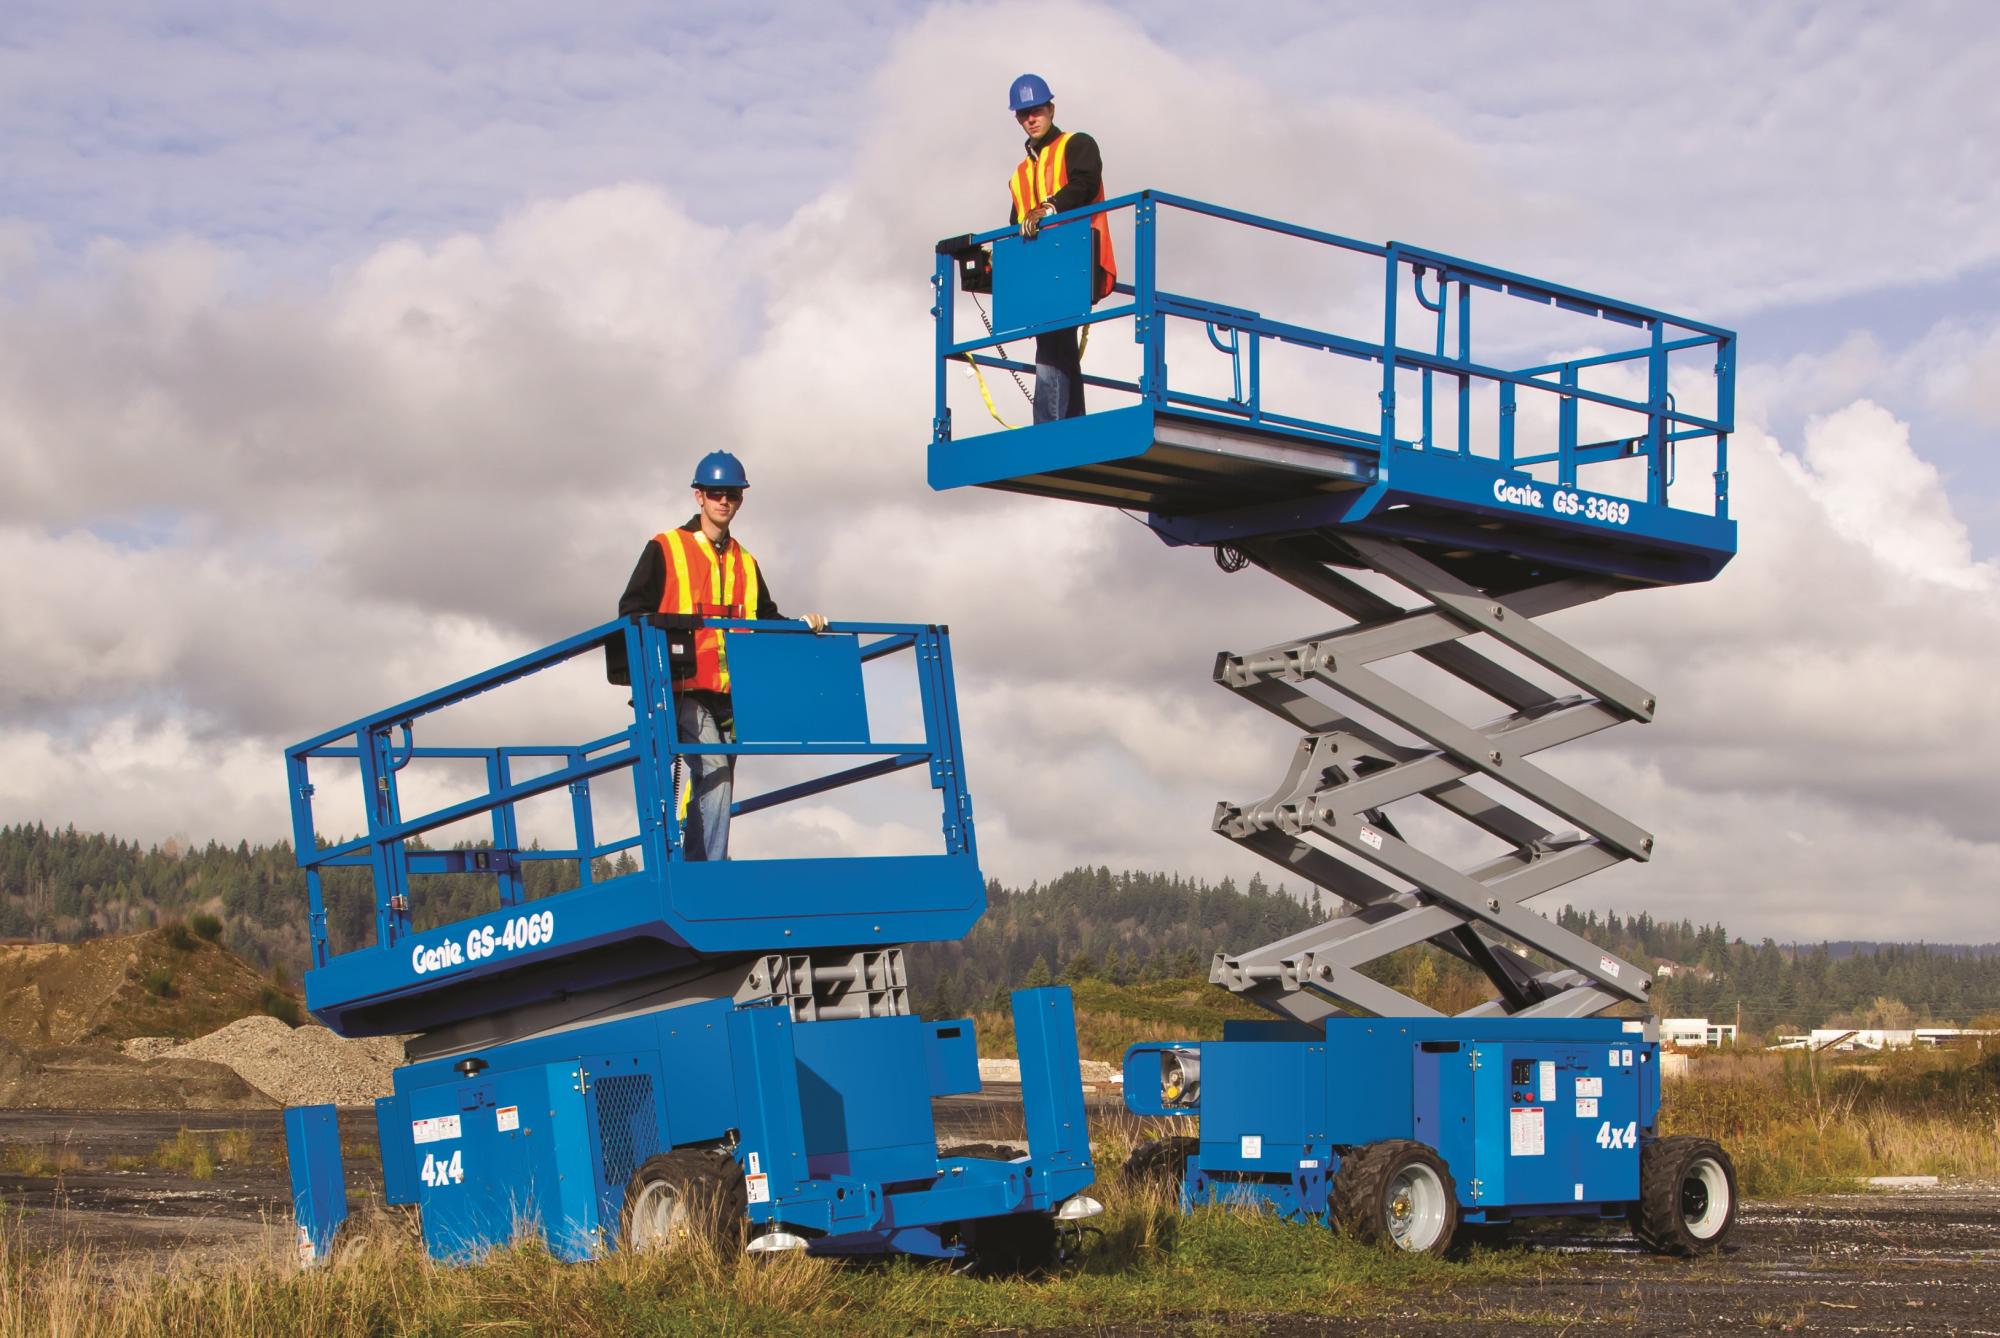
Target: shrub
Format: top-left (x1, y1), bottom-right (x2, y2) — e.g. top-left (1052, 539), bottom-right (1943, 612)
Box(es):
top-left (142, 967), bottom-right (177, 998)
top-left (189, 912), bottom-right (224, 942)
top-left (160, 920), bottom-right (195, 952)
top-left (155, 1128), bottom-right (215, 1179)
top-left (259, 984), bottom-right (302, 1026)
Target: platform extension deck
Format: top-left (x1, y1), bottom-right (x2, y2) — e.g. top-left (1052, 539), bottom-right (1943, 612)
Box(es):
top-left (932, 191), bottom-right (1736, 588)
top-left (287, 618), bottom-right (982, 1037)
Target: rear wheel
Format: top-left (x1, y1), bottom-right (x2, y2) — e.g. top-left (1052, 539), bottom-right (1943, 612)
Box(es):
top-left (938, 1142), bottom-right (1024, 1162)
top-left (1629, 1136), bottom-right (1736, 1256)
top-left (1332, 1140), bottom-right (1459, 1256)
top-left (620, 1148), bottom-right (747, 1257)
top-left (966, 1209), bottom-right (1059, 1276)
top-left (1122, 1135), bottom-right (1199, 1192)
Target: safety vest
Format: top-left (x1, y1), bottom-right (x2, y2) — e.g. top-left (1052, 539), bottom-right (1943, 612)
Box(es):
top-left (1009, 132), bottom-right (1117, 301)
top-left (654, 527), bottom-right (762, 693)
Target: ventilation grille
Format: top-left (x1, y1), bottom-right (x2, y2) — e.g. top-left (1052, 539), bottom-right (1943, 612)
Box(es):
top-left (594, 1072), bottom-right (658, 1198)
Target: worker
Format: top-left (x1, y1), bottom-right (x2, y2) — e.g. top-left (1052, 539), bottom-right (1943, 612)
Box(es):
top-left (1005, 72), bottom-right (1116, 423)
top-left (614, 451), bottom-right (827, 861)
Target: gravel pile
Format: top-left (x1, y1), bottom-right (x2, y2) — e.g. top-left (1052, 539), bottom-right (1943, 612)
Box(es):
top-left (124, 1016), bottom-right (404, 1107)
top-left (977, 1057), bottom-right (1121, 1085)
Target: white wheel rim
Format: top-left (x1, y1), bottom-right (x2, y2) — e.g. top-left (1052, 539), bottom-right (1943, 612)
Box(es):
top-left (1386, 1162), bottom-right (1448, 1251)
top-left (628, 1178), bottom-right (690, 1253)
top-left (1681, 1157), bottom-right (1730, 1240)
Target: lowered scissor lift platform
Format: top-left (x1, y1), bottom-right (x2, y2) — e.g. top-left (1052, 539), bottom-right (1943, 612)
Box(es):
top-left (929, 191), bottom-right (1742, 1254)
top-left (283, 617), bottom-right (1096, 1264)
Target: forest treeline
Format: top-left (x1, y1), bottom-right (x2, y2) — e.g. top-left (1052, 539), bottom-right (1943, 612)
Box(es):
top-left (4, 821), bottom-right (1996, 1033)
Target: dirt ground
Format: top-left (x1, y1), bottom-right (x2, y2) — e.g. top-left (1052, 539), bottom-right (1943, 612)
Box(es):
top-left (2, 1102), bottom-right (1995, 1334)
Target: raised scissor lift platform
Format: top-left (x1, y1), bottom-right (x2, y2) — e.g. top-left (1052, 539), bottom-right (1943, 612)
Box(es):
top-left (931, 187), bottom-right (1737, 1029)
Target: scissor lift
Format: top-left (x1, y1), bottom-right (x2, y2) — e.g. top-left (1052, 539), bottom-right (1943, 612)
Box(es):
top-left (282, 617), bottom-right (1097, 1265)
top-left (931, 191), bottom-right (1741, 1255)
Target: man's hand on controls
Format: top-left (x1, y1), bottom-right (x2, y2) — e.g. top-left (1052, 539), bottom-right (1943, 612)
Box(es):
top-left (802, 612), bottom-right (829, 633)
top-left (1020, 200), bottom-right (1056, 239)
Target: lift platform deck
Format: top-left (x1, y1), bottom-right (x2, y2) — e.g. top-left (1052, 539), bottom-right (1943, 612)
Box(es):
top-left (932, 190), bottom-right (1736, 589)
top-left (288, 617), bottom-right (983, 1038)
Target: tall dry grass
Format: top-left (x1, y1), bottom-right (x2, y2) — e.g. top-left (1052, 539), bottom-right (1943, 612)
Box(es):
top-left (1662, 1046), bottom-right (2000, 1194)
top-left (0, 1116), bottom-right (1552, 1338)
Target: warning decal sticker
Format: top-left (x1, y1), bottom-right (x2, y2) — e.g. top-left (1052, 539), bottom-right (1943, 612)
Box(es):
top-left (1509, 1106), bottom-right (1545, 1157)
top-left (412, 1115), bottom-right (461, 1145)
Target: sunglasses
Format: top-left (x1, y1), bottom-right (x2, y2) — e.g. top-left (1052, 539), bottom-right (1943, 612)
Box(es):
top-left (700, 488), bottom-right (744, 503)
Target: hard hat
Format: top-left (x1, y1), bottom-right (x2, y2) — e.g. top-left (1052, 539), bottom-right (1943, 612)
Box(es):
top-left (691, 451), bottom-right (749, 489)
top-left (1008, 73), bottom-right (1054, 113)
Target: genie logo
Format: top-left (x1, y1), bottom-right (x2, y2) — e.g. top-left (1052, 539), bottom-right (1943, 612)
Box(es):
top-left (411, 938), bottom-right (465, 975)
top-left (1493, 479), bottom-right (1545, 509)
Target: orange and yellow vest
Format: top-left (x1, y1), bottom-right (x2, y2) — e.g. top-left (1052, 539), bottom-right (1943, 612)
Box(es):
top-left (653, 527), bottom-right (762, 693)
top-left (1008, 132), bottom-right (1117, 302)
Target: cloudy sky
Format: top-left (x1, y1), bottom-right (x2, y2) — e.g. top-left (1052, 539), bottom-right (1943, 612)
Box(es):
top-left (3, 1), bottom-right (1997, 944)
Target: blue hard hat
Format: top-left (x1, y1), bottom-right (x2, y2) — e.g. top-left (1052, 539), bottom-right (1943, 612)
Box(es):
top-left (1008, 73), bottom-right (1054, 113)
top-left (691, 451), bottom-right (749, 489)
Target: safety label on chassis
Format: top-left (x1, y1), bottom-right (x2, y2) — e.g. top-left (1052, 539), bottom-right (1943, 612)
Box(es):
top-left (1509, 1106), bottom-right (1545, 1157)
top-left (412, 1114), bottom-right (461, 1144)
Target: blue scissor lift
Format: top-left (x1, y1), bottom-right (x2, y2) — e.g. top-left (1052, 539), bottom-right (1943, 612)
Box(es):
top-left (931, 191), bottom-right (1741, 1255)
top-left (282, 618), bottom-right (1097, 1264)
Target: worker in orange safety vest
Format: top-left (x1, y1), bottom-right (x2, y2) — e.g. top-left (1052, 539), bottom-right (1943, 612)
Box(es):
top-left (614, 451), bottom-right (826, 860)
top-left (1006, 72), bottom-right (1116, 423)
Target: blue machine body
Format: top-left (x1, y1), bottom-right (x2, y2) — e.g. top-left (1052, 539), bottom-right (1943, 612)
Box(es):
top-left (281, 617), bottom-right (1096, 1261)
top-left (375, 988), bottom-right (1092, 1261)
top-left (284, 1104), bottom-right (348, 1263)
top-left (1125, 1018), bottom-right (1659, 1224)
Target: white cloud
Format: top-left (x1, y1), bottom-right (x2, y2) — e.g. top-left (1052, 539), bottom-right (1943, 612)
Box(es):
top-left (2, 3), bottom-right (1998, 947)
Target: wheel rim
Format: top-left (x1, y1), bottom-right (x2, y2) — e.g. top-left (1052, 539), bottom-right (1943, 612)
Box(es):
top-left (1680, 1156), bottom-right (1730, 1240)
top-left (628, 1178), bottom-right (690, 1253)
top-left (1385, 1162), bottom-right (1448, 1251)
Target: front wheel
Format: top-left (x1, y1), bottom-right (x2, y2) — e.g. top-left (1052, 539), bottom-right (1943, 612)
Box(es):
top-left (1332, 1140), bottom-right (1459, 1256)
top-left (1629, 1135), bottom-right (1736, 1255)
top-left (620, 1148), bottom-right (747, 1256)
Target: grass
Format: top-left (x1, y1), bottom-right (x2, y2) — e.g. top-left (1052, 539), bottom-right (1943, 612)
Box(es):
top-left (1661, 1046), bottom-right (2000, 1194)
top-left (972, 976), bottom-right (1276, 1061)
top-left (149, 1128), bottom-right (257, 1181)
top-left (0, 1145), bottom-right (82, 1178)
top-left (0, 1123), bottom-right (1567, 1338)
top-left (4, 1127), bottom-right (272, 1183)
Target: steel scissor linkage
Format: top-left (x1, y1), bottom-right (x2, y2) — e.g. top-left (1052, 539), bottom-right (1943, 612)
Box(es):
top-left (1210, 534), bottom-right (1655, 1021)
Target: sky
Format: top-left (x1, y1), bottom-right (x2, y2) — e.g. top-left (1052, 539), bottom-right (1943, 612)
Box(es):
top-left (2, 1), bottom-right (1998, 945)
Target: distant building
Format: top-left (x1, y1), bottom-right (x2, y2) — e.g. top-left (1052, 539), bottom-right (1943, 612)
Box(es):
top-left (1653, 959), bottom-right (1716, 982)
top-left (1768, 1027), bottom-right (2000, 1052)
top-left (1661, 1017), bottom-right (1737, 1048)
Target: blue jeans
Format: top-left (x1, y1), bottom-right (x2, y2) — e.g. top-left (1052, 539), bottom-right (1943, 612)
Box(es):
top-left (676, 693), bottom-right (734, 861)
top-left (1033, 328), bottom-right (1085, 424)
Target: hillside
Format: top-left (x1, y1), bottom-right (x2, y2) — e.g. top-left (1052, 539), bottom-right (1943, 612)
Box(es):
top-left (7, 823), bottom-right (2000, 1033)
top-left (0, 925), bottom-right (293, 1050)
